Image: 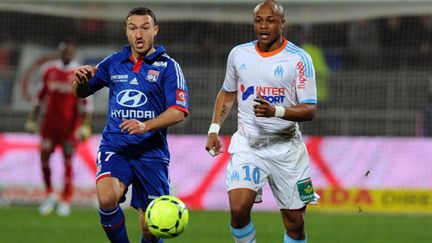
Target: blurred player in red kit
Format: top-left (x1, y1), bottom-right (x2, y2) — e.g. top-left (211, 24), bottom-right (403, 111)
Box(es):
top-left (25, 41), bottom-right (92, 216)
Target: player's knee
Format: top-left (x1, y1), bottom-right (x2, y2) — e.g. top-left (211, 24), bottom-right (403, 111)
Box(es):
top-left (284, 218), bottom-right (305, 239)
top-left (230, 205), bottom-right (250, 223)
top-left (97, 193), bottom-right (118, 209)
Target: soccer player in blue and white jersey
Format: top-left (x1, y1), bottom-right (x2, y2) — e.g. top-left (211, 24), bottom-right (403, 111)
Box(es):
top-left (74, 7), bottom-right (188, 243)
top-left (206, 1), bottom-right (318, 243)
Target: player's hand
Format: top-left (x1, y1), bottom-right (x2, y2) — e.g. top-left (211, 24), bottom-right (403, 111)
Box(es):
top-left (205, 133), bottom-right (223, 157)
top-left (74, 65), bottom-right (97, 84)
top-left (24, 118), bottom-right (37, 133)
top-left (119, 118), bottom-right (148, 135)
top-left (75, 124), bottom-right (92, 141)
top-left (253, 94), bottom-right (276, 117)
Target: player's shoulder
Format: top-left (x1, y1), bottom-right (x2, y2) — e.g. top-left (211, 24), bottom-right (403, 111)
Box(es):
top-left (284, 41), bottom-right (313, 61)
top-left (96, 50), bottom-right (122, 69)
top-left (231, 41), bottom-right (256, 53)
top-left (227, 41), bottom-right (257, 61)
top-left (41, 59), bottom-right (77, 74)
top-left (155, 53), bottom-right (182, 70)
top-left (40, 59), bottom-right (61, 72)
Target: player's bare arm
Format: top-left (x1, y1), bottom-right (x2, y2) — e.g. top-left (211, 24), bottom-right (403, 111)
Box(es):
top-left (73, 65), bottom-right (97, 98)
top-left (120, 107), bottom-right (185, 135)
top-left (205, 89), bottom-right (236, 156)
top-left (253, 94), bottom-right (316, 121)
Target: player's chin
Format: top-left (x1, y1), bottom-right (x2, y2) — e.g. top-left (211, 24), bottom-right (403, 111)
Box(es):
top-left (134, 46), bottom-right (149, 55)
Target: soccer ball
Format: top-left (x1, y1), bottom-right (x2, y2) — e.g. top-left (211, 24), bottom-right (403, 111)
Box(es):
top-left (145, 195), bottom-right (189, 239)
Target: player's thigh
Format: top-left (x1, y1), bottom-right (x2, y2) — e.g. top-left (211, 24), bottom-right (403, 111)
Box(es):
top-left (227, 152), bottom-right (269, 193)
top-left (96, 149), bottom-right (133, 206)
top-left (228, 188), bottom-right (256, 213)
top-left (130, 160), bottom-right (170, 211)
top-left (268, 140), bottom-right (317, 209)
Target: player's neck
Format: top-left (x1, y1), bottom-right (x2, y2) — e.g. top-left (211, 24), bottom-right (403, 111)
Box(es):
top-left (257, 37), bottom-right (284, 53)
top-left (131, 47), bottom-right (156, 62)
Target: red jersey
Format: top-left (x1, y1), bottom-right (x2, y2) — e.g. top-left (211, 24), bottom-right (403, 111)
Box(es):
top-left (37, 60), bottom-right (85, 139)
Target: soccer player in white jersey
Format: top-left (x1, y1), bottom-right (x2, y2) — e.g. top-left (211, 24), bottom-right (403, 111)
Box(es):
top-left (206, 1), bottom-right (319, 242)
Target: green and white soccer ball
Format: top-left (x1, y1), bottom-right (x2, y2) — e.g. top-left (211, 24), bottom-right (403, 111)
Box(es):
top-left (145, 195), bottom-right (189, 239)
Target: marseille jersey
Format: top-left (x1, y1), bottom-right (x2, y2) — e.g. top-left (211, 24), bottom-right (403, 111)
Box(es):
top-left (222, 38), bottom-right (317, 139)
top-left (86, 46), bottom-right (189, 162)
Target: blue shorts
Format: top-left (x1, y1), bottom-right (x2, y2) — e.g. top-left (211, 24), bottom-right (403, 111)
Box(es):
top-left (95, 148), bottom-right (170, 210)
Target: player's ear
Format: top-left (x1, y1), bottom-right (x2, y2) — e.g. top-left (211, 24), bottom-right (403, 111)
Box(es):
top-left (154, 24), bottom-right (159, 36)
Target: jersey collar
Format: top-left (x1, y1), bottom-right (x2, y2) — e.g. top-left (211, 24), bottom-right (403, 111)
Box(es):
top-left (255, 38), bottom-right (288, 58)
top-left (121, 45), bottom-right (166, 63)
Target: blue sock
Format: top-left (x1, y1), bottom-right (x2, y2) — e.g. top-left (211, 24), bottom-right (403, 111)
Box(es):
top-left (284, 232), bottom-right (307, 243)
top-left (230, 221), bottom-right (256, 243)
top-left (141, 235), bottom-right (163, 243)
top-left (99, 206), bottom-right (129, 243)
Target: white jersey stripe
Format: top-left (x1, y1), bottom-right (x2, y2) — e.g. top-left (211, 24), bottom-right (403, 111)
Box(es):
top-left (171, 60), bottom-right (185, 90)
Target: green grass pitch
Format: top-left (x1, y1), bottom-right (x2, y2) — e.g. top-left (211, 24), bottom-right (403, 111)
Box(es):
top-left (0, 206), bottom-right (431, 243)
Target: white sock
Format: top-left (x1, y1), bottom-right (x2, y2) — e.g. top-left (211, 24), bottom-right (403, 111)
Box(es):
top-left (284, 232), bottom-right (307, 243)
top-left (230, 221), bottom-right (256, 243)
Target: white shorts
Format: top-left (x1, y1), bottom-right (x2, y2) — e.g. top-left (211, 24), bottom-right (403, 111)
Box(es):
top-left (227, 132), bottom-right (319, 210)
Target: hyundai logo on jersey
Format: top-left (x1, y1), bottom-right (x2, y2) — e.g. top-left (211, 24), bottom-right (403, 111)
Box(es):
top-left (241, 84), bottom-right (286, 104)
top-left (113, 90), bottom-right (154, 119)
top-left (116, 89), bottom-right (147, 108)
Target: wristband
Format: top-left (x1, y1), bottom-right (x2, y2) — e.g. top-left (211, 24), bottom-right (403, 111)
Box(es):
top-left (208, 123), bottom-right (220, 134)
top-left (274, 105), bottom-right (285, 118)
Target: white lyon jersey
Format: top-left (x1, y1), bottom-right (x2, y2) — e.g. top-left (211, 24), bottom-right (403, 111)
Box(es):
top-left (222, 38), bottom-right (317, 139)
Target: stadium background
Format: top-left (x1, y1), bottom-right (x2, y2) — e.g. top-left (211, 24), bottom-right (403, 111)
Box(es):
top-left (1, 0), bottom-right (432, 242)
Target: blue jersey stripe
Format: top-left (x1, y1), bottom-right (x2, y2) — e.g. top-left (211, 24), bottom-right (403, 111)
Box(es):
top-left (300, 98), bottom-right (317, 104)
top-left (285, 43), bottom-right (314, 78)
top-left (286, 43), bottom-right (311, 76)
top-left (285, 45), bottom-right (312, 77)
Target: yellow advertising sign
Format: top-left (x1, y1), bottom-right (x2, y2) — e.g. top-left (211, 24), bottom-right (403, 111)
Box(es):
top-left (310, 188), bottom-right (432, 214)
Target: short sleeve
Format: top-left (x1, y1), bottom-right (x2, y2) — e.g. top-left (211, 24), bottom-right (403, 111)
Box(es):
top-left (163, 60), bottom-right (189, 115)
top-left (222, 48), bottom-right (238, 92)
top-left (296, 53), bottom-right (317, 104)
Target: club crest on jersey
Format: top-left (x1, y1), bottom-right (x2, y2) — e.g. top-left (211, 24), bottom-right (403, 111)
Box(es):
top-left (273, 65), bottom-right (284, 78)
top-left (146, 70), bottom-right (159, 82)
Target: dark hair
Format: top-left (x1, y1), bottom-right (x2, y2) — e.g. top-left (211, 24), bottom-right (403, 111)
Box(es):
top-left (125, 6), bottom-right (157, 25)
